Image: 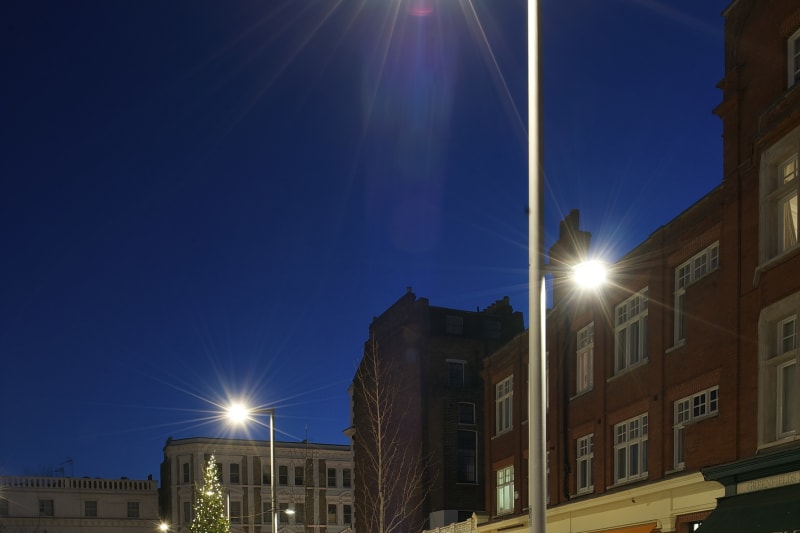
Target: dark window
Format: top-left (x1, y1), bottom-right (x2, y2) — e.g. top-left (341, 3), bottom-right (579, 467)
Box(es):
top-left (230, 501), bottom-right (241, 523)
top-left (294, 466), bottom-right (304, 485)
top-left (84, 500), bottom-right (97, 517)
top-left (327, 504), bottom-right (337, 525)
top-left (342, 468), bottom-right (352, 488)
top-left (448, 361), bottom-right (465, 387)
top-left (230, 463), bottom-right (240, 484)
top-left (327, 468), bottom-right (337, 487)
top-left (295, 503), bottom-right (305, 524)
top-left (182, 463), bottom-right (190, 483)
top-left (279, 465), bottom-right (289, 485)
top-left (39, 500), bottom-right (54, 517)
top-left (457, 430), bottom-right (478, 483)
top-left (127, 502), bottom-right (140, 518)
top-left (458, 402), bottom-right (476, 424)
top-left (344, 504), bottom-right (352, 525)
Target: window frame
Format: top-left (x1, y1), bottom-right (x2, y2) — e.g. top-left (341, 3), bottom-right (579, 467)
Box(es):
top-left (294, 465), bottom-right (304, 486)
top-left (447, 359), bottom-right (466, 387)
top-left (230, 501), bottom-right (242, 524)
top-left (576, 322), bottom-right (594, 394)
top-left (613, 413), bottom-right (649, 484)
top-left (84, 500), bottom-right (98, 517)
top-left (759, 129), bottom-right (800, 262)
top-left (279, 465), bottom-right (289, 486)
top-left (674, 242), bottom-right (720, 344)
top-left (456, 429), bottom-right (478, 484)
top-left (39, 499), bottom-right (54, 517)
top-left (230, 463), bottom-right (240, 484)
top-left (327, 467), bottom-right (337, 488)
top-left (495, 375), bottom-right (513, 435)
top-left (788, 26), bottom-right (800, 87)
top-left (342, 468), bottom-right (352, 488)
top-left (576, 434), bottom-right (594, 495)
top-left (759, 293), bottom-right (800, 448)
top-left (673, 386), bottom-right (720, 469)
top-left (614, 288), bottom-right (649, 373)
top-left (127, 501), bottom-right (140, 518)
top-left (458, 402), bottom-right (476, 425)
top-left (327, 503), bottom-right (338, 525)
top-left (496, 465), bottom-right (515, 515)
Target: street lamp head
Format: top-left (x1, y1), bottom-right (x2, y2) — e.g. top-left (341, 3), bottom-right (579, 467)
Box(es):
top-left (572, 259), bottom-right (607, 289)
top-left (158, 522), bottom-right (169, 532)
top-left (226, 402), bottom-right (251, 424)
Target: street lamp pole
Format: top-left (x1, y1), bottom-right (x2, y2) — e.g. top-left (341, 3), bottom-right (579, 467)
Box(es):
top-left (267, 408), bottom-right (277, 533)
top-left (226, 404), bottom-right (276, 533)
top-left (527, 2), bottom-right (546, 533)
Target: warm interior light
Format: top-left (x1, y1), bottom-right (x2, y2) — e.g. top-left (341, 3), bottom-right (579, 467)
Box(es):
top-left (227, 403), bottom-right (250, 424)
top-left (572, 260), bottom-right (607, 288)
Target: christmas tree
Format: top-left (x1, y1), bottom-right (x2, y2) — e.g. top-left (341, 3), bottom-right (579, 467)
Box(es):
top-left (191, 455), bottom-right (231, 533)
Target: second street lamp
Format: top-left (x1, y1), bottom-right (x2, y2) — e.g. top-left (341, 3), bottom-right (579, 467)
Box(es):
top-left (227, 404), bottom-right (277, 533)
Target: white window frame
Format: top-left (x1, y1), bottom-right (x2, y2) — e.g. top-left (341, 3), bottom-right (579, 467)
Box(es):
top-left (576, 434), bottom-right (594, 495)
top-left (759, 128), bottom-right (800, 263)
top-left (496, 465), bottom-right (514, 515)
top-left (614, 288), bottom-right (649, 373)
top-left (613, 413), bottom-right (648, 484)
top-left (673, 386), bottom-right (719, 469)
top-left (576, 323), bottom-right (594, 394)
top-left (758, 292), bottom-right (800, 448)
top-left (495, 375), bottom-right (513, 435)
top-left (788, 27), bottom-right (800, 87)
top-left (674, 242), bottom-right (720, 344)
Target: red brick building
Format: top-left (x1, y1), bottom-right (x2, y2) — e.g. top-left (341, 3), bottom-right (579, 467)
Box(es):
top-left (480, 1), bottom-right (800, 532)
top-left (349, 289), bottom-right (524, 532)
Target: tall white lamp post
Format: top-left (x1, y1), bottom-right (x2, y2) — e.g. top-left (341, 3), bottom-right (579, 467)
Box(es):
top-left (527, 1), bottom-right (546, 533)
top-left (227, 404), bottom-right (277, 533)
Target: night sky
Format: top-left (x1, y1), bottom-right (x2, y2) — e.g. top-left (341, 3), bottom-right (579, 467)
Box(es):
top-left (1, 0), bottom-right (728, 480)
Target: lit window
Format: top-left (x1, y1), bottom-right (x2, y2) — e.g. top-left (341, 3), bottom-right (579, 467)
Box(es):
top-left (496, 465), bottom-right (514, 515)
top-left (576, 323), bottom-right (594, 394)
top-left (674, 242), bottom-right (720, 344)
top-left (495, 376), bottom-right (513, 435)
top-left (615, 288), bottom-right (649, 373)
top-left (614, 413), bottom-right (648, 484)
top-left (759, 129), bottom-right (800, 261)
top-left (327, 504), bottom-right (338, 525)
top-left (576, 434), bottom-right (593, 494)
top-left (759, 292), bottom-right (800, 446)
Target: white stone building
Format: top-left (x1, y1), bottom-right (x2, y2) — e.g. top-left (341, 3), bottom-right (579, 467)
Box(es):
top-left (0, 475), bottom-right (160, 532)
top-left (160, 437), bottom-right (353, 533)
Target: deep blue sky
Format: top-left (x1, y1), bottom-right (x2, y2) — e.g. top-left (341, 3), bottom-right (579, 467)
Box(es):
top-left (1, 0), bottom-right (727, 480)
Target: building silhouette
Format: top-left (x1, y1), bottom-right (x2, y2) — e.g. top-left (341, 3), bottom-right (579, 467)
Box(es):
top-left (349, 288), bottom-right (525, 532)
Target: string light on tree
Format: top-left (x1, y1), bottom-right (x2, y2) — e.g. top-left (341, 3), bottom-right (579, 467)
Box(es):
top-left (190, 455), bottom-right (231, 533)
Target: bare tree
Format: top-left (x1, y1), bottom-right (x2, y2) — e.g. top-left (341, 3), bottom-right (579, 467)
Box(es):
top-left (352, 336), bottom-right (432, 533)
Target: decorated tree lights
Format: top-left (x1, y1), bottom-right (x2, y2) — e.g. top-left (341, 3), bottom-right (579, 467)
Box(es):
top-left (190, 455), bottom-right (231, 533)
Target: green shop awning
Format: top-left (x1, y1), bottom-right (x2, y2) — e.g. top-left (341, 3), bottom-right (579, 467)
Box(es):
top-left (696, 483), bottom-right (800, 533)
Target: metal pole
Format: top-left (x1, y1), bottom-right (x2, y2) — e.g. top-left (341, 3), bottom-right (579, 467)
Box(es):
top-left (527, 1), bottom-right (547, 533)
top-left (269, 409), bottom-right (277, 533)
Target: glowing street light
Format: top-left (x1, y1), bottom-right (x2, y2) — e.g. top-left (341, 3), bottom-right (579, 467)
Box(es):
top-left (226, 404), bottom-right (277, 533)
top-left (158, 522), bottom-right (169, 532)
